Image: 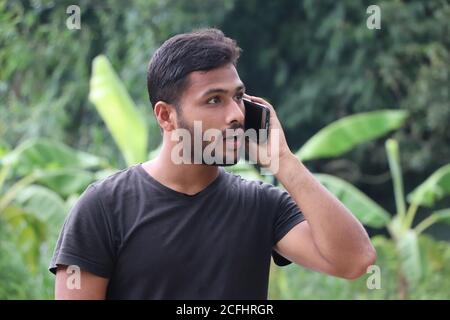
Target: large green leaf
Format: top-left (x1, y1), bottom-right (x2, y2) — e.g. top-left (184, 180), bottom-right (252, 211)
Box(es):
top-left (13, 185), bottom-right (67, 223)
top-left (407, 164), bottom-right (450, 207)
top-left (89, 55), bottom-right (148, 166)
top-left (2, 185), bottom-right (68, 272)
top-left (296, 110), bottom-right (409, 161)
top-left (314, 173), bottom-right (391, 228)
top-left (396, 230), bottom-right (423, 287)
top-left (0, 139), bottom-right (103, 197)
top-left (2, 205), bottom-right (48, 273)
top-left (36, 168), bottom-right (95, 197)
top-left (432, 209), bottom-right (450, 225)
top-left (0, 138), bottom-right (105, 175)
top-left (415, 208), bottom-right (450, 235)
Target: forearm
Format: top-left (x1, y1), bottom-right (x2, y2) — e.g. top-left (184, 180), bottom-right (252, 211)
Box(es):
top-left (275, 152), bottom-right (376, 273)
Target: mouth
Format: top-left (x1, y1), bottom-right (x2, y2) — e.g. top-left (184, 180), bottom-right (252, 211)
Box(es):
top-left (223, 129), bottom-right (244, 150)
top-left (224, 136), bottom-right (241, 150)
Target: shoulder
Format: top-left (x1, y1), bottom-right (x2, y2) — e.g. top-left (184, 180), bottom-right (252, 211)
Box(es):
top-left (223, 169), bottom-right (285, 202)
top-left (90, 164), bottom-right (139, 197)
top-left (74, 164), bottom-right (141, 217)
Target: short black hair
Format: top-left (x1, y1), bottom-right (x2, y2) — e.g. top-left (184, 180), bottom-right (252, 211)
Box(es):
top-left (147, 28), bottom-right (242, 109)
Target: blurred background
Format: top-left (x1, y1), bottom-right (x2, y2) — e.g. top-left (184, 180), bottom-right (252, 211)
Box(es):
top-left (1, 0), bottom-right (449, 299)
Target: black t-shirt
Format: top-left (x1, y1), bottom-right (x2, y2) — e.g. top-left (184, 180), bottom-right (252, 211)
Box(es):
top-left (49, 163), bottom-right (305, 299)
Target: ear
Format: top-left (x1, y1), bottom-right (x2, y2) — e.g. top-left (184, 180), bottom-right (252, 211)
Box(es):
top-left (154, 101), bottom-right (178, 132)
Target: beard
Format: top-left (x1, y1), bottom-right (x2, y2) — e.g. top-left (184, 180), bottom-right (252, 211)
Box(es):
top-left (176, 111), bottom-right (243, 166)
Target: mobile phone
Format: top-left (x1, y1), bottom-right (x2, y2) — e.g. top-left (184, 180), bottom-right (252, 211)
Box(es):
top-left (244, 98), bottom-right (270, 144)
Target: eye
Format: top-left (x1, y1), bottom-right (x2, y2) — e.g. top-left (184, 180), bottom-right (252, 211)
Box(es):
top-left (207, 96), bottom-right (221, 105)
top-left (235, 93), bottom-right (244, 102)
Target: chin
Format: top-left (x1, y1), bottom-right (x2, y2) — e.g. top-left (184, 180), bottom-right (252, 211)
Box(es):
top-left (204, 152), bottom-right (241, 167)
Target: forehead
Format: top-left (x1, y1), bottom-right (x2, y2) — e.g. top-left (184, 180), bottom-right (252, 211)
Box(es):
top-left (185, 64), bottom-right (243, 97)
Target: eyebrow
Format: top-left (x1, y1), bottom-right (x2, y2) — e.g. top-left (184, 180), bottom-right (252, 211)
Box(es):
top-left (200, 84), bottom-right (246, 98)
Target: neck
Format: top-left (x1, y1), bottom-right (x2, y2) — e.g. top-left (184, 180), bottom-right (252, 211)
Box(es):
top-left (141, 140), bottom-right (220, 195)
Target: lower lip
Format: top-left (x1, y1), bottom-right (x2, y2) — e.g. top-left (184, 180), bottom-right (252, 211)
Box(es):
top-left (224, 137), bottom-right (241, 149)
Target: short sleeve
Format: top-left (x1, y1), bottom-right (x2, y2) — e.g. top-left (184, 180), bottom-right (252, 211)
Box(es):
top-left (271, 187), bottom-right (306, 266)
top-left (49, 184), bottom-right (115, 278)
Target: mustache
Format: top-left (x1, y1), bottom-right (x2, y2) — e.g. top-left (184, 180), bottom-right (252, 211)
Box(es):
top-left (221, 123), bottom-right (244, 137)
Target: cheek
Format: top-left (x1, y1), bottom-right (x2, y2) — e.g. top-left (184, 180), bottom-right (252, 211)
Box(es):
top-left (199, 110), bottom-right (224, 129)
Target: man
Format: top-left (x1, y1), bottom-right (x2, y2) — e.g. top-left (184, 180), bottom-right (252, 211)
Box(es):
top-left (50, 28), bottom-right (376, 299)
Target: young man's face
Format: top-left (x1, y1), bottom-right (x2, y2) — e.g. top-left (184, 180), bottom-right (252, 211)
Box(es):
top-left (174, 63), bottom-right (246, 166)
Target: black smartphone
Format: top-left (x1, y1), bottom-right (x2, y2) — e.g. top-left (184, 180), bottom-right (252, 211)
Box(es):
top-left (244, 98), bottom-right (270, 143)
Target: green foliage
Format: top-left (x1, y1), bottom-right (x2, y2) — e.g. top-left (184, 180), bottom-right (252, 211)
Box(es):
top-left (0, 216), bottom-right (56, 299)
top-left (0, 180), bottom-right (67, 296)
top-left (408, 164), bottom-right (450, 207)
top-left (396, 230), bottom-right (422, 286)
top-left (272, 105), bottom-right (448, 298)
top-left (297, 110), bottom-right (408, 161)
top-left (1, 0), bottom-right (234, 166)
top-left (269, 235), bottom-right (450, 299)
top-left (386, 139), bottom-right (406, 217)
top-left (310, 139), bottom-right (450, 293)
top-left (0, 138), bottom-right (107, 197)
top-left (314, 174), bottom-right (390, 228)
top-left (223, 0), bottom-right (450, 176)
top-left (89, 55), bottom-right (149, 165)
top-left (0, 222), bottom-right (40, 299)
top-left (432, 209), bottom-right (450, 224)
top-left (224, 160), bottom-right (271, 183)
top-left (1, 138), bottom-right (104, 172)
top-left (0, 138), bottom-right (106, 298)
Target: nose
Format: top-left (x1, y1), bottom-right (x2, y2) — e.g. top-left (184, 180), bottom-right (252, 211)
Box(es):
top-left (225, 99), bottom-right (245, 126)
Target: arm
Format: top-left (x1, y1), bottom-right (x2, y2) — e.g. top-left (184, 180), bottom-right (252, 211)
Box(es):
top-left (274, 155), bottom-right (376, 279)
top-left (55, 265), bottom-right (109, 300)
top-left (51, 184), bottom-right (115, 299)
top-left (244, 94), bottom-right (376, 279)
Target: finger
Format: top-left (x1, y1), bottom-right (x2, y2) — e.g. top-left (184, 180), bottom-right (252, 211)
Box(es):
top-left (248, 96), bottom-right (274, 111)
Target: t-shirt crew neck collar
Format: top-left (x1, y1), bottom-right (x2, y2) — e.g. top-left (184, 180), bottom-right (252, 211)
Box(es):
top-left (135, 163), bottom-right (226, 199)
